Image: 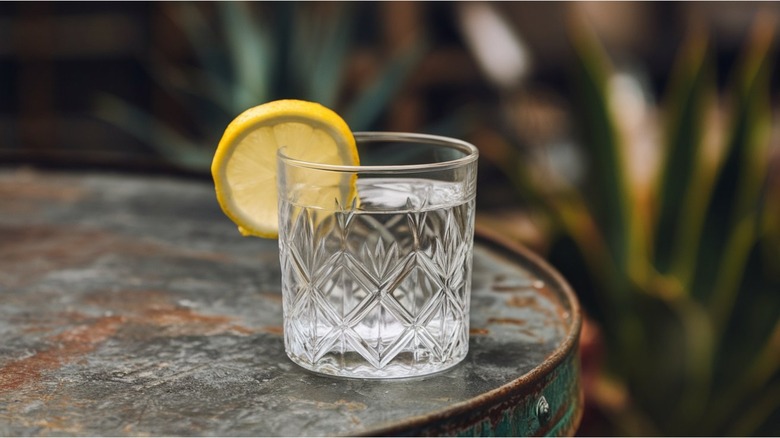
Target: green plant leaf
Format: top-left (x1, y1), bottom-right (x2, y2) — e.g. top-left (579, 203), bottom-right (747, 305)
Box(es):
top-left (142, 55), bottom-right (235, 136)
top-left (654, 26), bottom-right (715, 280)
top-left (694, 17), bottom-right (775, 328)
top-left (289, 3), bottom-right (357, 107)
top-left (568, 19), bottom-right (633, 287)
top-left (93, 94), bottom-right (212, 171)
top-left (218, 2), bottom-right (271, 108)
top-left (704, 192), bottom-right (780, 435)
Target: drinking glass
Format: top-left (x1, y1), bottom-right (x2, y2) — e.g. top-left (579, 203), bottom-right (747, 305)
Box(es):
top-left (277, 132), bottom-right (478, 379)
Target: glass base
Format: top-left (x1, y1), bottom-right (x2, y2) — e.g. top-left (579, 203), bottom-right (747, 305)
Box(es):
top-left (286, 349), bottom-right (468, 379)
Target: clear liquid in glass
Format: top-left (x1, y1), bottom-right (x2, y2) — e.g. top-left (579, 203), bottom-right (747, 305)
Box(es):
top-left (278, 178), bottom-right (475, 378)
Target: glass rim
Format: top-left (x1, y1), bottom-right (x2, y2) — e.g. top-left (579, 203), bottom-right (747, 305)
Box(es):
top-left (277, 131), bottom-right (479, 173)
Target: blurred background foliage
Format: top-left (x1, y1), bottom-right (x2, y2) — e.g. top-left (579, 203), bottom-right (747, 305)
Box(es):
top-left (2, 2), bottom-right (779, 435)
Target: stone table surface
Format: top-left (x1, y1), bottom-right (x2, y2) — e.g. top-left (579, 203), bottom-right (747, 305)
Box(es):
top-left (0, 168), bottom-right (581, 436)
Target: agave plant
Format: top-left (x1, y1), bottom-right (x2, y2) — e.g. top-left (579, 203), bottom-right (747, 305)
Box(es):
top-left (479, 13), bottom-right (779, 436)
top-left (93, 2), bottom-right (428, 172)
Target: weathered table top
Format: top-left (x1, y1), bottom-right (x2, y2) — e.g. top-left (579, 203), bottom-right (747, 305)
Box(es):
top-left (0, 168), bottom-right (581, 436)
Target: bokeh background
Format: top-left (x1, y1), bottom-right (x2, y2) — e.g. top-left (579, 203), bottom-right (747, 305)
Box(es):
top-left (2, 2), bottom-right (779, 435)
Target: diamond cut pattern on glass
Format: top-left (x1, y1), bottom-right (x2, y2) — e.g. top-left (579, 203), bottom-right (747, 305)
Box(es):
top-left (280, 197), bottom-right (474, 371)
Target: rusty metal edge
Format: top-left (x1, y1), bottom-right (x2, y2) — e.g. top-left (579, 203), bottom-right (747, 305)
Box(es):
top-left (353, 224), bottom-right (584, 437)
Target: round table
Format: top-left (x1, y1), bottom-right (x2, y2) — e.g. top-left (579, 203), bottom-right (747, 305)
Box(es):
top-left (0, 168), bottom-right (581, 436)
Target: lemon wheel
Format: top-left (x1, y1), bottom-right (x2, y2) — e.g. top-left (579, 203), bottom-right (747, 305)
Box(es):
top-left (211, 99), bottom-right (359, 238)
